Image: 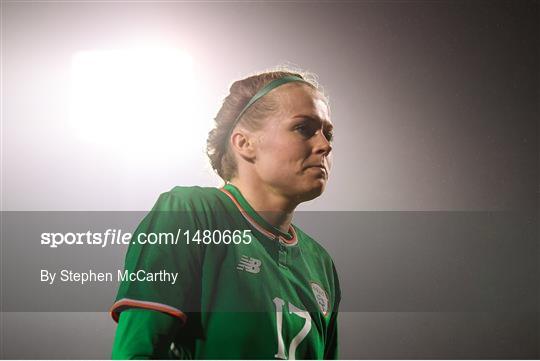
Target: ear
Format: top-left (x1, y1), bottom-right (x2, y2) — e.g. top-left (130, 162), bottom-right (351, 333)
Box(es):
top-left (230, 129), bottom-right (257, 162)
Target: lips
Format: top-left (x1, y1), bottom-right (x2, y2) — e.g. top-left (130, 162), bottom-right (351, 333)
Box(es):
top-left (306, 165), bottom-right (328, 176)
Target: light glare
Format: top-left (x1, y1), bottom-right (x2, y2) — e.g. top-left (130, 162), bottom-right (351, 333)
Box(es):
top-left (70, 48), bottom-right (206, 160)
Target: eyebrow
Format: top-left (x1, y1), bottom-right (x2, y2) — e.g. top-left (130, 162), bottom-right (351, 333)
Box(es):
top-left (292, 114), bottom-right (334, 130)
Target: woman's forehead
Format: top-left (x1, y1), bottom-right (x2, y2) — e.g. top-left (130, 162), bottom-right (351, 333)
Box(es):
top-left (274, 83), bottom-right (330, 120)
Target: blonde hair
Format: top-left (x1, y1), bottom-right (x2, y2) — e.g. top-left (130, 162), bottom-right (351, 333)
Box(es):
top-left (206, 67), bottom-right (328, 182)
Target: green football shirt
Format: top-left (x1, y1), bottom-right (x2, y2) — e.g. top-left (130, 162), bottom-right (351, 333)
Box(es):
top-left (111, 184), bottom-right (341, 359)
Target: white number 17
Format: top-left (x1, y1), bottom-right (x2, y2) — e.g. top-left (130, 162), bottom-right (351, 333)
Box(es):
top-left (273, 297), bottom-right (312, 360)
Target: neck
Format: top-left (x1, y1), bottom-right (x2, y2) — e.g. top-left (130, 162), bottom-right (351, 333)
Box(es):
top-left (228, 178), bottom-right (297, 234)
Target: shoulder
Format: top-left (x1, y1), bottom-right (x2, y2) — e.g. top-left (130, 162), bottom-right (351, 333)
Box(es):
top-left (294, 226), bottom-right (339, 285)
top-left (294, 225), bottom-right (334, 264)
top-left (152, 186), bottom-right (223, 212)
top-left (293, 225), bottom-right (342, 304)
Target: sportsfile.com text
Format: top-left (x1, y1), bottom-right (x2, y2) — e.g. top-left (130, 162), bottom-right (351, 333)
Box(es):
top-left (40, 229), bottom-right (253, 248)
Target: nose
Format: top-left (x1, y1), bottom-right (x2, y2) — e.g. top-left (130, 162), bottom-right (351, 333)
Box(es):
top-left (313, 130), bottom-right (333, 156)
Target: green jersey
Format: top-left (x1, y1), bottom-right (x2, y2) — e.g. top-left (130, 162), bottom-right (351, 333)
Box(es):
top-left (111, 184), bottom-right (341, 359)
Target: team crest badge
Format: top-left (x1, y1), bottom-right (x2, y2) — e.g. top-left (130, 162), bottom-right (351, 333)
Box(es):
top-left (311, 282), bottom-right (329, 316)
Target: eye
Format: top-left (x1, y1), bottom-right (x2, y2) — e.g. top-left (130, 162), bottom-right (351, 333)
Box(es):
top-left (294, 123), bottom-right (316, 138)
top-left (324, 129), bottom-right (334, 142)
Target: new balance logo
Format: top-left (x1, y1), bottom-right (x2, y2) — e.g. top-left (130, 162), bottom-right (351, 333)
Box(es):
top-left (237, 255), bottom-right (262, 274)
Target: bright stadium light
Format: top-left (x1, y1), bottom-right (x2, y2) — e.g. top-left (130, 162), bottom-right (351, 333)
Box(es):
top-left (70, 48), bottom-right (206, 160)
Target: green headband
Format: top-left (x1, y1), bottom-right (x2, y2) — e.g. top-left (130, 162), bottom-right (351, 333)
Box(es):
top-left (228, 75), bottom-right (311, 137)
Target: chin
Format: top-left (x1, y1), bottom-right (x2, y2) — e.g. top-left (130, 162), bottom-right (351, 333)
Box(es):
top-left (298, 181), bottom-right (326, 202)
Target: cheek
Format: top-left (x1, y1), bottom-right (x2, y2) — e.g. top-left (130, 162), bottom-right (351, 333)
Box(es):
top-left (258, 139), bottom-right (305, 173)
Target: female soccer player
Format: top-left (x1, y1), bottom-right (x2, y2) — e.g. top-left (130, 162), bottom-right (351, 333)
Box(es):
top-left (110, 69), bottom-right (341, 359)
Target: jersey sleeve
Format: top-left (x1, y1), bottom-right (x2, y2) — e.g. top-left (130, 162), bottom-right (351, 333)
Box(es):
top-left (110, 190), bottom-right (206, 325)
top-left (111, 308), bottom-right (182, 359)
top-left (325, 261), bottom-right (341, 360)
top-left (324, 309), bottom-right (339, 359)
